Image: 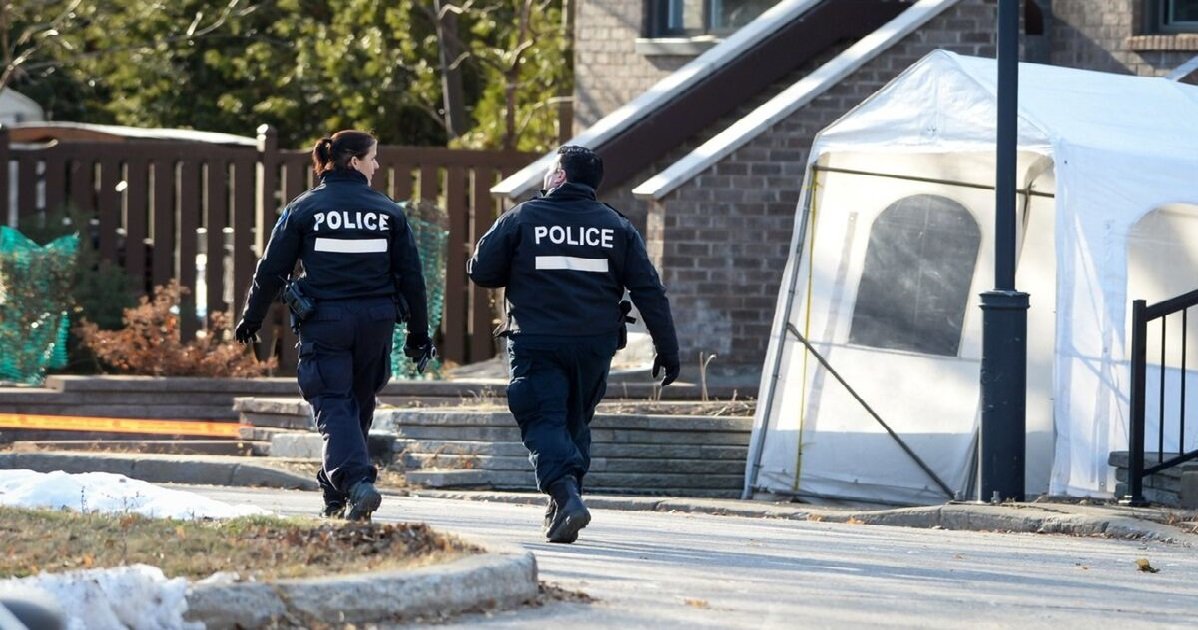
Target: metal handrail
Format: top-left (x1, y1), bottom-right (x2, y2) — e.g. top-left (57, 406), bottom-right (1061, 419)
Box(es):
top-left (1124, 289), bottom-right (1198, 505)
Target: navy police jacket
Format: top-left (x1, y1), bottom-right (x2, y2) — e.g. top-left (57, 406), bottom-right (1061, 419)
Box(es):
top-left (240, 169), bottom-right (428, 339)
top-left (468, 182), bottom-right (678, 356)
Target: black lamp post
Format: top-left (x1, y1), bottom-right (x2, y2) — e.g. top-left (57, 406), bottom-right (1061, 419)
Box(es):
top-left (978, 0), bottom-right (1029, 503)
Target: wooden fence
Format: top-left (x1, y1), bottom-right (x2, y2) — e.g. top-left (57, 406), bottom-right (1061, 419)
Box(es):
top-left (0, 124), bottom-right (534, 372)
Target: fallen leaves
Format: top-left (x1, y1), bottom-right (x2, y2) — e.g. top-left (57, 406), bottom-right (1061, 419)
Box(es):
top-left (684, 598), bottom-right (710, 609)
top-left (0, 507), bottom-right (477, 581)
top-left (1135, 558), bottom-right (1159, 573)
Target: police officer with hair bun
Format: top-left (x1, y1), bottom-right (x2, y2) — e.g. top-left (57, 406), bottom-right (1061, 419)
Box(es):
top-left (468, 145), bottom-right (680, 543)
top-left (235, 130), bottom-right (434, 522)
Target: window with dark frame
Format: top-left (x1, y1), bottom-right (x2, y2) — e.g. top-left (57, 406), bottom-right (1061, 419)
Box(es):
top-left (849, 195), bottom-right (981, 358)
top-left (1153, 0), bottom-right (1198, 33)
top-left (646, 0), bottom-right (774, 37)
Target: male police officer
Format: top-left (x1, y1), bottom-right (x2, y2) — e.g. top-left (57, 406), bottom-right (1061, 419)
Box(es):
top-left (235, 132), bottom-right (433, 522)
top-left (468, 145), bottom-right (680, 543)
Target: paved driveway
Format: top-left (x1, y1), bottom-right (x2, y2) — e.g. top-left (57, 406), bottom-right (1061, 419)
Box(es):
top-left (185, 486), bottom-right (1198, 628)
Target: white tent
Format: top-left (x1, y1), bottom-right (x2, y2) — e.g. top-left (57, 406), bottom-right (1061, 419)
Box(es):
top-left (744, 50), bottom-right (1198, 505)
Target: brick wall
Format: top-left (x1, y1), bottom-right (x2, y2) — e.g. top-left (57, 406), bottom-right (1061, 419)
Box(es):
top-left (1048, 0), bottom-right (1198, 76)
top-left (574, 0), bottom-right (696, 131)
top-left (650, 0), bottom-right (1005, 369)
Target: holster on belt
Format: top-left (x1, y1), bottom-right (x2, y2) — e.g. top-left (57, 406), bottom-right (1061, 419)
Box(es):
top-left (617, 300), bottom-right (637, 350)
top-left (282, 282), bottom-right (315, 332)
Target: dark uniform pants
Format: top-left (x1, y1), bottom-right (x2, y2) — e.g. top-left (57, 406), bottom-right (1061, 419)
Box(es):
top-left (505, 334), bottom-right (618, 492)
top-left (296, 297), bottom-right (395, 504)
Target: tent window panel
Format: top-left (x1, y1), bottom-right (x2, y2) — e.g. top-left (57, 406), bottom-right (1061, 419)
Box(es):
top-left (849, 195), bottom-right (981, 357)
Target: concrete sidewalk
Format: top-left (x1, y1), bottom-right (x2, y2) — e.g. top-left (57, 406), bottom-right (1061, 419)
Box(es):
top-left (4, 450), bottom-right (1197, 544)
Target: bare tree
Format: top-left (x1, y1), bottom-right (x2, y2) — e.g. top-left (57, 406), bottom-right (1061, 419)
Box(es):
top-left (426, 0), bottom-right (566, 151)
top-left (0, 0), bottom-right (83, 94)
top-left (434, 0), bottom-right (469, 138)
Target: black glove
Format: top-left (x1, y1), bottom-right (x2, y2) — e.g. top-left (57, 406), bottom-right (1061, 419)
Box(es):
top-left (652, 353), bottom-right (680, 386)
top-left (234, 319), bottom-right (261, 345)
top-left (404, 334), bottom-right (437, 373)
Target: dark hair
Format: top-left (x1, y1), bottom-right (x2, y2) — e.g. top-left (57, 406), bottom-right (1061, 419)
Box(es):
top-left (312, 130), bottom-right (377, 175)
top-left (557, 145), bottom-right (603, 189)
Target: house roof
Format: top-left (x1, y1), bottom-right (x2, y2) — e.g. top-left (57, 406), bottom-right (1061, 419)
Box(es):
top-left (0, 89), bottom-right (44, 117)
top-left (632, 0), bottom-right (963, 201)
top-left (492, 0), bottom-right (913, 200)
top-left (7, 121), bottom-right (256, 146)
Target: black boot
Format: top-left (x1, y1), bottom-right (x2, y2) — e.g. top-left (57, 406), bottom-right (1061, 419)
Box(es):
top-left (542, 497), bottom-right (557, 535)
top-left (545, 476), bottom-right (589, 543)
top-left (346, 481), bottom-right (382, 522)
top-left (321, 501), bottom-right (346, 519)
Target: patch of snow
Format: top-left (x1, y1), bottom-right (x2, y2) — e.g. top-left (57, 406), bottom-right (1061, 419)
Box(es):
top-left (0, 469), bottom-right (267, 519)
top-left (0, 469), bottom-right (271, 629)
top-left (0, 565), bottom-right (200, 630)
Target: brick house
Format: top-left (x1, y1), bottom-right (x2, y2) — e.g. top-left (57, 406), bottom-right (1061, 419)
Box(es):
top-left (493, 0), bottom-right (1198, 377)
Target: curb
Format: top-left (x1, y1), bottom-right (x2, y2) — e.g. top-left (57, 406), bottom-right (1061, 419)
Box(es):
top-left (7, 452), bottom-right (1195, 545)
top-left (183, 541), bottom-right (537, 628)
top-left (0, 452), bottom-right (317, 491)
top-left (412, 490), bottom-right (1198, 545)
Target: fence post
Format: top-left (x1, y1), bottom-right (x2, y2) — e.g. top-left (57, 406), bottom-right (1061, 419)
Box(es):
top-left (0, 125), bottom-right (9, 227)
top-left (255, 124), bottom-right (279, 255)
top-left (1124, 299), bottom-right (1148, 506)
top-left (254, 124), bottom-right (288, 367)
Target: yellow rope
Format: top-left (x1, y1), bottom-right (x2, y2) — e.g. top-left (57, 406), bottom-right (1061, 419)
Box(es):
top-left (792, 173), bottom-right (821, 493)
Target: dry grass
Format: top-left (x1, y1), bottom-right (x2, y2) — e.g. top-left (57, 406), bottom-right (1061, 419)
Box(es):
top-left (0, 507), bottom-right (476, 581)
top-left (379, 398), bottom-right (757, 417)
top-left (596, 399), bottom-right (756, 417)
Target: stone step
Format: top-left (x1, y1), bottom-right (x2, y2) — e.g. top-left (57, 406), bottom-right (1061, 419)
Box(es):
top-left (1109, 451), bottom-right (1198, 479)
top-left (399, 452), bottom-right (746, 475)
top-left (373, 409), bottom-right (753, 432)
top-left (239, 411), bottom-right (313, 430)
top-left (400, 453), bottom-right (528, 471)
top-left (392, 438), bottom-right (748, 461)
top-left (406, 468), bottom-right (743, 491)
top-left (1115, 467), bottom-right (1183, 493)
top-left (267, 431), bottom-right (397, 460)
top-left (6, 439), bottom-right (265, 456)
top-left (406, 469), bottom-right (494, 488)
top-left (239, 426), bottom-right (306, 442)
top-left (393, 439), bottom-right (529, 457)
top-left (1, 428), bottom-right (236, 443)
top-left (0, 392), bottom-right (240, 407)
top-left (2, 376), bottom-right (750, 426)
top-left (1114, 482), bottom-right (1180, 507)
top-left (1109, 450), bottom-right (1198, 507)
top-left (390, 424), bottom-right (749, 445)
top-left (0, 402), bottom-right (240, 421)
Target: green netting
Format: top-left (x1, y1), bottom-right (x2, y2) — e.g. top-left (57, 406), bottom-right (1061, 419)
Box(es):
top-left (0, 226), bottom-right (79, 385)
top-left (392, 202), bottom-right (449, 380)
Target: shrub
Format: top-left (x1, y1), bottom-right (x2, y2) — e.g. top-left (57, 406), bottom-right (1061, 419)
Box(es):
top-left (18, 208), bottom-right (139, 373)
top-left (76, 281), bottom-right (276, 377)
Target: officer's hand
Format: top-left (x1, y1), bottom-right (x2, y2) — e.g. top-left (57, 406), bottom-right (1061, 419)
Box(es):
top-left (652, 353), bottom-right (680, 386)
top-left (234, 319), bottom-right (261, 345)
top-left (404, 335), bottom-right (437, 373)
top-left (403, 333), bottom-right (430, 359)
